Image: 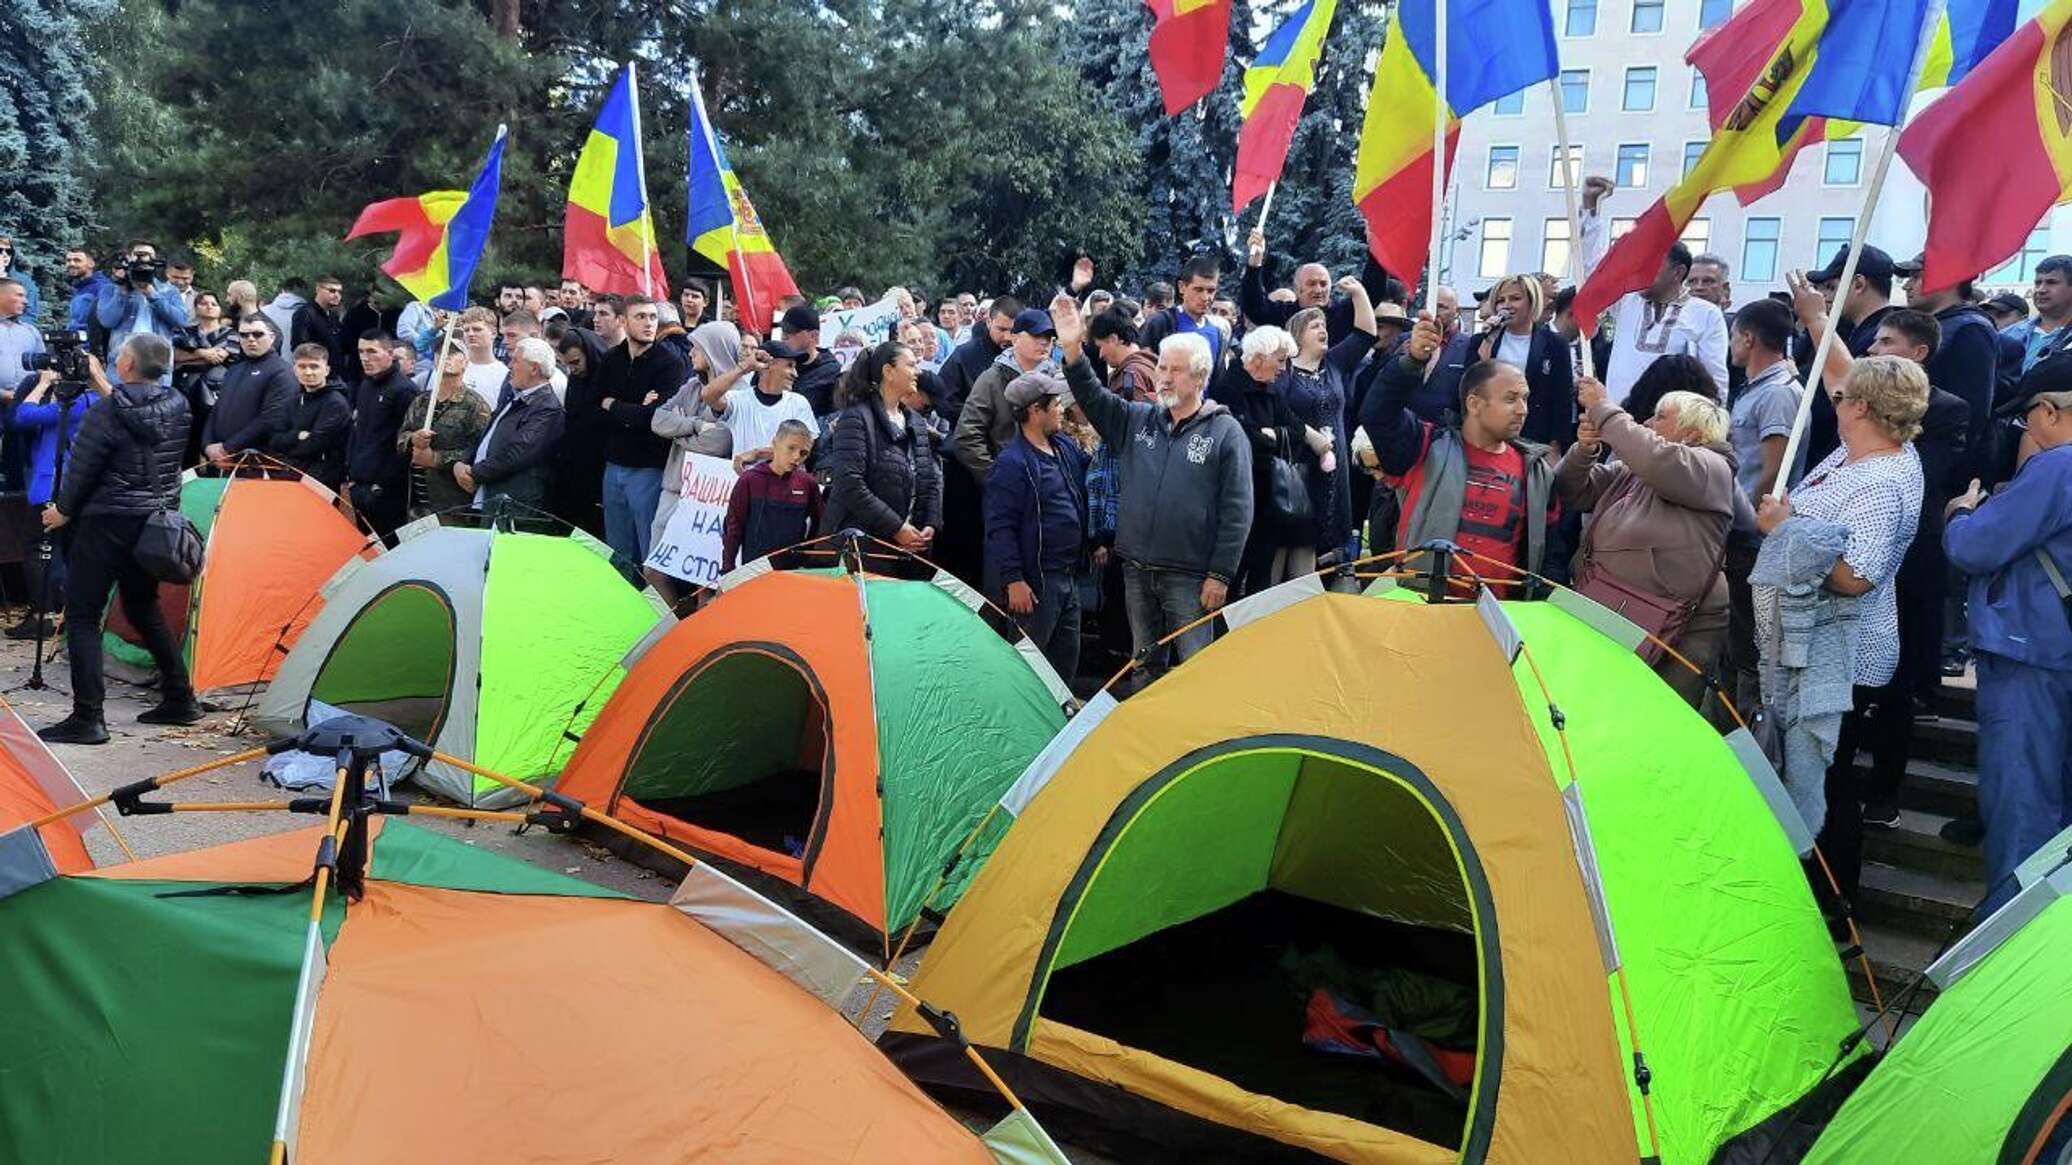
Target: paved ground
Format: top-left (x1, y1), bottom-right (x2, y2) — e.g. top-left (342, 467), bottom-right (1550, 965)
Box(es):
top-left (5, 622), bottom-right (1122, 1162)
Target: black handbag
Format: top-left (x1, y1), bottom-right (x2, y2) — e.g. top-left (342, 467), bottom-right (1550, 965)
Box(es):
top-left (117, 403), bottom-right (205, 585)
top-left (1265, 423), bottom-right (1316, 542)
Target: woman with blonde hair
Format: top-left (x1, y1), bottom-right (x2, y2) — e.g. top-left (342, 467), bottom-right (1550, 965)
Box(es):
top-left (1558, 377), bottom-right (1738, 704)
top-left (1475, 272), bottom-right (1577, 447)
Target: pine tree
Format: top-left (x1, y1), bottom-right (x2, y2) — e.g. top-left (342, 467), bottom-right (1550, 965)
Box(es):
top-left (0, 0), bottom-right (116, 313)
top-left (1253, 0), bottom-right (1390, 283)
top-left (1064, 0), bottom-right (1259, 289)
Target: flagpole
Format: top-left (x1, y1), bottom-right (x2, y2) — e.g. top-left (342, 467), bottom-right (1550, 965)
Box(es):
top-left (627, 61), bottom-right (656, 300)
top-left (421, 312), bottom-right (458, 436)
top-left (1551, 79), bottom-right (1594, 380)
top-left (1424, 0), bottom-right (1448, 316)
top-left (1257, 182), bottom-right (1278, 234)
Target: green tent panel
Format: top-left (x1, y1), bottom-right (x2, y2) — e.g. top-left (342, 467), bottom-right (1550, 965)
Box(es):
top-left (255, 524), bottom-right (667, 807)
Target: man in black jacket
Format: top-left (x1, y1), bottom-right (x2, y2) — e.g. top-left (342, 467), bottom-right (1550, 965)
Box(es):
top-left (202, 314), bottom-right (298, 468)
top-left (778, 304), bottom-right (843, 418)
top-left (458, 337), bottom-right (566, 514)
top-left (291, 276), bottom-right (345, 369)
top-left (593, 296), bottom-right (684, 568)
top-left (269, 344), bottom-right (352, 490)
top-left (936, 296), bottom-right (1020, 422)
top-left (1896, 255), bottom-right (2000, 465)
top-left (1240, 227), bottom-right (1359, 341)
top-left (343, 332), bottom-right (418, 536)
top-left (40, 334), bottom-right (199, 743)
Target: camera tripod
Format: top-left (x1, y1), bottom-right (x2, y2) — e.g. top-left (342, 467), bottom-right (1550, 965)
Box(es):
top-left (8, 385), bottom-right (84, 698)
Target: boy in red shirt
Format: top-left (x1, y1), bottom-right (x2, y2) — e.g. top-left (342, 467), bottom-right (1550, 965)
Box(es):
top-left (722, 420), bottom-right (822, 570)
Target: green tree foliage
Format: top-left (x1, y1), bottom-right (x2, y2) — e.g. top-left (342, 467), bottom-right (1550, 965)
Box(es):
top-left (1257, 0), bottom-right (1388, 282)
top-left (0, 0), bottom-right (116, 308)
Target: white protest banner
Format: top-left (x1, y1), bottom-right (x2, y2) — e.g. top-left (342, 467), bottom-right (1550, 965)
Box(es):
top-left (644, 452), bottom-right (736, 585)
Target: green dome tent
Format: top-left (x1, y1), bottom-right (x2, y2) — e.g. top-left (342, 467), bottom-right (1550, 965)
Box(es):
top-left (1803, 828), bottom-right (2072, 1165)
top-left (254, 521), bottom-right (668, 807)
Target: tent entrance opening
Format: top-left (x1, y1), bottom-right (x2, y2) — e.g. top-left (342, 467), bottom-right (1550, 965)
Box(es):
top-left (1036, 747), bottom-right (1483, 1151)
top-left (620, 649), bottom-right (830, 860)
top-left (307, 582), bottom-right (456, 743)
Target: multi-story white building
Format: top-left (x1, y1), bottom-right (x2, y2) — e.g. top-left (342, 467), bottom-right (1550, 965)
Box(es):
top-left (1439, 0), bottom-right (2069, 305)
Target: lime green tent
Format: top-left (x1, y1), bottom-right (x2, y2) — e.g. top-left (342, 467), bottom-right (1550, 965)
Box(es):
top-left (1804, 828), bottom-right (2072, 1165)
top-left (254, 523), bottom-right (667, 807)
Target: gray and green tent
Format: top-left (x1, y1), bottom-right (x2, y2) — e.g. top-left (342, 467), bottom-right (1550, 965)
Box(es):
top-left (255, 522), bottom-right (667, 807)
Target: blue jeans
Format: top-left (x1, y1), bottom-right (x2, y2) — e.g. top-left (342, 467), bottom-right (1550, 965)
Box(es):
top-left (1976, 651), bottom-right (2072, 916)
top-left (1016, 570), bottom-right (1081, 684)
top-left (1121, 562), bottom-right (1212, 680)
top-left (602, 463), bottom-right (664, 567)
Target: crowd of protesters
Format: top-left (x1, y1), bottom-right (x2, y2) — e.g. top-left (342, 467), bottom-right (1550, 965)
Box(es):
top-left (1, 201), bottom-right (2068, 927)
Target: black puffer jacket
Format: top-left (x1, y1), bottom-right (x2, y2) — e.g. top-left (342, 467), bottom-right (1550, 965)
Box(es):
top-left (269, 380), bottom-right (353, 489)
top-left (821, 397), bottom-right (942, 540)
top-left (204, 351), bottom-right (297, 454)
top-left (58, 381), bottom-right (190, 518)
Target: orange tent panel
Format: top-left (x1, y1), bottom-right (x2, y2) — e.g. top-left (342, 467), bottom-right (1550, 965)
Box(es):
top-left (0, 759), bottom-right (89, 874)
top-left (189, 479), bottom-right (367, 692)
top-left (558, 571), bottom-right (889, 932)
top-left (296, 881), bottom-right (989, 1163)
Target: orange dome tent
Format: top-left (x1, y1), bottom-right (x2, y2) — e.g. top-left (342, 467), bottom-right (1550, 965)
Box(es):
top-left (104, 468), bottom-right (370, 697)
top-left (0, 692), bottom-right (105, 884)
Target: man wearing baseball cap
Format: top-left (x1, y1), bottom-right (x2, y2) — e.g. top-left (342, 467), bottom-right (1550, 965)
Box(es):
top-left (984, 369), bottom-right (1088, 679)
top-left (778, 303), bottom-right (843, 417)
top-left (1945, 352), bottom-right (2072, 913)
top-left (1789, 244), bottom-right (1899, 468)
top-left (699, 337), bottom-right (820, 464)
top-left (953, 307), bottom-right (1057, 484)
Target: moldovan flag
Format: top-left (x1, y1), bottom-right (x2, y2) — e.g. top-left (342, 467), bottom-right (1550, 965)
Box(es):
top-left (686, 77), bottom-right (801, 333)
top-left (1693, 0), bottom-right (2010, 205)
top-left (1234, 0), bottom-right (1337, 211)
top-left (345, 127), bottom-right (507, 310)
top-left (564, 64), bottom-right (669, 298)
top-left (1573, 0), bottom-right (1937, 333)
top-left (1901, 0), bottom-right (2072, 291)
top-left (1146, 0), bottom-right (1233, 115)
top-left (1352, 0), bottom-right (1559, 279)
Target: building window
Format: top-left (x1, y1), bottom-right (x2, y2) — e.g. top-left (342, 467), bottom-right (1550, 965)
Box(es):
top-left (1616, 143), bottom-right (1650, 188)
top-left (1816, 217), bottom-right (1854, 267)
top-left (1824, 139), bottom-right (1863, 186)
top-left (1567, 0), bottom-right (1598, 36)
top-left (1690, 72), bottom-right (1708, 109)
top-left (1623, 67), bottom-right (1658, 112)
top-left (1632, 0), bottom-right (1665, 33)
top-left (1542, 218), bottom-right (1575, 277)
top-left (1700, 0), bottom-right (1734, 27)
top-left (1550, 144), bottom-right (1585, 189)
top-left (1743, 217), bottom-right (1781, 282)
top-left (1487, 145), bottom-right (1520, 190)
top-left (1560, 69), bottom-right (1590, 113)
top-left (1479, 219), bottom-right (1514, 279)
top-left (1989, 227), bottom-right (2053, 283)
top-left (1681, 218), bottom-right (1712, 254)
top-left (1612, 218), bottom-right (1639, 241)
top-left (1684, 140), bottom-right (1708, 177)
top-left (1493, 88), bottom-right (1526, 116)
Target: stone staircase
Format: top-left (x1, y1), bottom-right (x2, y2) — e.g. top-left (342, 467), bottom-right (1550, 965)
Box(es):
top-left (1849, 677), bottom-right (1986, 1010)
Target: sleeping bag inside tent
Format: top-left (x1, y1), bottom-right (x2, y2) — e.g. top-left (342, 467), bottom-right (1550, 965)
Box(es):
top-left (254, 523), bottom-right (666, 807)
top-left (554, 567), bottom-right (1073, 942)
top-left (0, 820), bottom-right (997, 1164)
top-left (1803, 834), bottom-right (2072, 1165)
top-left (104, 471), bottom-right (368, 696)
top-left (884, 586), bottom-right (1860, 1164)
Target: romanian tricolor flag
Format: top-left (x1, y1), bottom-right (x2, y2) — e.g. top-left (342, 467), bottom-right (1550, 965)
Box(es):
top-left (1574, 0), bottom-right (1938, 333)
top-left (1900, 0), bottom-right (2072, 291)
top-left (1234, 0), bottom-right (1337, 211)
top-left (564, 64), bottom-right (669, 299)
top-left (1146, 0), bottom-right (1234, 116)
top-left (687, 75), bottom-right (801, 333)
top-left (1693, 0), bottom-right (2012, 206)
top-left (345, 127), bottom-right (506, 311)
top-left (1352, 0), bottom-right (1559, 279)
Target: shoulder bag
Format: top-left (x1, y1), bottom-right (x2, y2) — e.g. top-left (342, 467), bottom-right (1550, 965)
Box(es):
top-left (1571, 473), bottom-right (1727, 666)
top-left (116, 403), bottom-right (205, 584)
top-left (1265, 419), bottom-right (1316, 543)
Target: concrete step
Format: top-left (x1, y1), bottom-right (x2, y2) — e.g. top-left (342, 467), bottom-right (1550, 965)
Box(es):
top-left (1884, 758), bottom-right (1981, 821)
top-left (1856, 860), bottom-right (1984, 939)
top-left (1908, 716), bottom-right (1979, 767)
top-left (1846, 917), bottom-right (1946, 1011)
top-left (1861, 808), bottom-right (1987, 882)
top-left (1931, 682), bottom-right (1975, 721)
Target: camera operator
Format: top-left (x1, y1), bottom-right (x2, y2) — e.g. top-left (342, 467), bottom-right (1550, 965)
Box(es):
top-left (173, 289), bottom-right (235, 462)
top-left (7, 358), bottom-right (102, 640)
top-left (200, 314), bottom-right (296, 469)
top-left (37, 333), bottom-right (200, 745)
top-left (92, 241), bottom-right (188, 385)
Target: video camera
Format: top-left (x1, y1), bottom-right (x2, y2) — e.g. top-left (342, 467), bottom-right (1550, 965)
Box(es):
top-left (125, 255), bottom-right (165, 286)
top-left (28, 330), bottom-right (93, 401)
